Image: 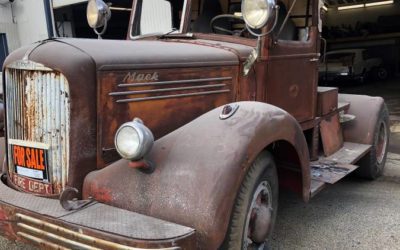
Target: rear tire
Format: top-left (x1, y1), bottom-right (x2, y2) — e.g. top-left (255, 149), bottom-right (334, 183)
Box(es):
top-left (372, 67), bottom-right (389, 81)
top-left (355, 105), bottom-right (390, 179)
top-left (224, 151), bottom-right (278, 250)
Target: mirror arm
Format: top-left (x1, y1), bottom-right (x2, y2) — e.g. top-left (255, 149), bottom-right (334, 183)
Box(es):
top-left (93, 19), bottom-right (108, 39)
top-left (321, 37), bottom-right (327, 63)
top-left (275, 0), bottom-right (298, 40)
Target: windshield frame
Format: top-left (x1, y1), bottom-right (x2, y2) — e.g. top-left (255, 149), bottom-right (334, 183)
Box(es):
top-left (128, 0), bottom-right (191, 40)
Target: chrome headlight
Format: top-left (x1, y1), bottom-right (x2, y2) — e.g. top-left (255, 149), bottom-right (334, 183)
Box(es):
top-left (87, 0), bottom-right (111, 29)
top-left (242, 0), bottom-right (276, 29)
top-left (114, 118), bottom-right (154, 161)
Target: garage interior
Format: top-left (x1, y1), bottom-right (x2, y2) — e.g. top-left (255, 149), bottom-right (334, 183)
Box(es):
top-left (320, 0), bottom-right (399, 154)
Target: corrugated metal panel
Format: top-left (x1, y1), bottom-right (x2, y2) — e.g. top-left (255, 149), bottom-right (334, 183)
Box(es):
top-left (5, 67), bottom-right (70, 194)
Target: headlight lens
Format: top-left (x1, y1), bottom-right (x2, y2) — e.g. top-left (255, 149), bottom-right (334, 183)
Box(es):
top-left (87, 0), bottom-right (100, 28)
top-left (86, 0), bottom-right (110, 29)
top-left (114, 119), bottom-right (154, 161)
top-left (242, 0), bottom-right (276, 29)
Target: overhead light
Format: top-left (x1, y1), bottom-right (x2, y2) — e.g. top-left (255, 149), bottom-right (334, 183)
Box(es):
top-left (338, 4), bottom-right (364, 10)
top-left (322, 5), bottom-right (328, 11)
top-left (365, 0), bottom-right (393, 7)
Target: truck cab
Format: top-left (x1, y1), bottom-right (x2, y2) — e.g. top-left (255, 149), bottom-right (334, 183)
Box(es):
top-left (0, 0), bottom-right (389, 249)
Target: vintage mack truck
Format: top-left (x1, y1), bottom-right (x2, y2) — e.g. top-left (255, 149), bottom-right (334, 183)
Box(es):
top-left (0, 0), bottom-right (390, 249)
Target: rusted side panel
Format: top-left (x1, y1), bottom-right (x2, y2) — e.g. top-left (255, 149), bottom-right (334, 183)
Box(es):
top-left (98, 66), bottom-right (238, 166)
top-left (83, 102), bottom-right (310, 249)
top-left (320, 113), bottom-right (343, 156)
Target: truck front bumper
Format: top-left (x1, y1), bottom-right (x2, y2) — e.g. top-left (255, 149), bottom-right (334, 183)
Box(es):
top-left (0, 179), bottom-right (195, 249)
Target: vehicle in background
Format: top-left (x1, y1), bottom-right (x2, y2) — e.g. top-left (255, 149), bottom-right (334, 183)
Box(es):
top-left (319, 49), bottom-right (389, 84)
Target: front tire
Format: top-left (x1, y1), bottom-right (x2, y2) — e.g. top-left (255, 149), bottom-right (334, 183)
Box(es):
top-left (224, 151), bottom-right (278, 250)
top-left (356, 105), bottom-right (390, 179)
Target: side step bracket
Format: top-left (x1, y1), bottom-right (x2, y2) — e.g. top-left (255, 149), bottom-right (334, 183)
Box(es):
top-left (310, 142), bottom-right (371, 197)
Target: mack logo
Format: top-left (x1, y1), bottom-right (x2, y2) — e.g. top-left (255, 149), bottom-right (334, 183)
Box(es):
top-left (123, 72), bottom-right (159, 83)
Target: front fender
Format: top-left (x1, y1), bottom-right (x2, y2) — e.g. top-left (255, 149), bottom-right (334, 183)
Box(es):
top-left (83, 101), bottom-right (310, 249)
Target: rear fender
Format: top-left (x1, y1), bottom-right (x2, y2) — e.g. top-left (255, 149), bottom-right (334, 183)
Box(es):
top-left (83, 101), bottom-right (310, 249)
top-left (339, 94), bottom-right (385, 145)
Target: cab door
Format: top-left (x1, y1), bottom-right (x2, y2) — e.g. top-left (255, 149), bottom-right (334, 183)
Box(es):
top-left (265, 0), bottom-right (320, 123)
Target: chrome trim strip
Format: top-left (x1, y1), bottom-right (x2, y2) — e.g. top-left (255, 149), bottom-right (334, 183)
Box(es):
top-left (118, 77), bottom-right (232, 88)
top-left (116, 89), bottom-right (230, 103)
top-left (18, 223), bottom-right (100, 250)
top-left (16, 213), bottom-right (180, 250)
top-left (7, 60), bottom-right (52, 71)
top-left (17, 232), bottom-right (70, 250)
top-left (110, 84), bottom-right (226, 96)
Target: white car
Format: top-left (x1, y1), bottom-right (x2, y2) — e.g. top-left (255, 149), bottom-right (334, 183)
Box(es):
top-left (319, 49), bottom-right (388, 84)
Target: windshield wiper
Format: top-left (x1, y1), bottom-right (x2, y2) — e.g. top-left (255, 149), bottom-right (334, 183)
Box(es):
top-left (157, 28), bottom-right (178, 39)
top-left (157, 29), bottom-right (195, 39)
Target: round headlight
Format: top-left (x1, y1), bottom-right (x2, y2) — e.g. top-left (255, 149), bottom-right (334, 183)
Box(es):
top-left (114, 119), bottom-right (154, 161)
top-left (242, 0), bottom-right (276, 29)
top-left (86, 0), bottom-right (111, 29)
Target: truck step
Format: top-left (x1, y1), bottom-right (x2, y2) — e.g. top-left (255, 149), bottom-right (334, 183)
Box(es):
top-left (310, 142), bottom-right (371, 197)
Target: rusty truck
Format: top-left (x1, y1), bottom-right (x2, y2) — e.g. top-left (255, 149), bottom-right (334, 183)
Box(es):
top-left (0, 0), bottom-right (390, 249)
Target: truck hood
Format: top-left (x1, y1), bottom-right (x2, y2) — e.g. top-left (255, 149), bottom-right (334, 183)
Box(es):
top-left (52, 38), bottom-right (240, 70)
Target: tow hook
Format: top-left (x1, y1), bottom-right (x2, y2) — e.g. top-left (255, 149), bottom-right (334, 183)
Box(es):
top-left (60, 187), bottom-right (96, 211)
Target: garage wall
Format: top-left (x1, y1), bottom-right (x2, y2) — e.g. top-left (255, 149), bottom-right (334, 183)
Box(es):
top-left (326, 2), bottom-right (400, 27)
top-left (0, 4), bottom-right (20, 52)
top-left (12, 0), bottom-right (49, 47)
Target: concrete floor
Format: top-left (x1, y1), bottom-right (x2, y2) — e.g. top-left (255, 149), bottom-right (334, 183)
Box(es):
top-left (0, 78), bottom-right (399, 249)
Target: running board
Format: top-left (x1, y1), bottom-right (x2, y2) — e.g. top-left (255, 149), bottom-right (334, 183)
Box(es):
top-left (310, 142), bottom-right (371, 197)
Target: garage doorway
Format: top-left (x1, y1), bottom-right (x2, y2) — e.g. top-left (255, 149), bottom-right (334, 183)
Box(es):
top-left (0, 33), bottom-right (9, 69)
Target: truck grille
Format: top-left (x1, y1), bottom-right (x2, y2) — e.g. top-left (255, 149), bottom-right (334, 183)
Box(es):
top-left (5, 65), bottom-right (70, 194)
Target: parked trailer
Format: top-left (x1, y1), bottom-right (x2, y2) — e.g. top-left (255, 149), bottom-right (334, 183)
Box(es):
top-left (0, 0), bottom-right (389, 249)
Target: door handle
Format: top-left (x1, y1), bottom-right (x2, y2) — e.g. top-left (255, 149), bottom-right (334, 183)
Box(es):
top-left (310, 58), bottom-right (320, 62)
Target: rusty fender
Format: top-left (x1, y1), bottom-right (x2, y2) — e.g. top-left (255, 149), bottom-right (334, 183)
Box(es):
top-left (339, 94), bottom-right (385, 145)
top-left (83, 101), bottom-right (310, 249)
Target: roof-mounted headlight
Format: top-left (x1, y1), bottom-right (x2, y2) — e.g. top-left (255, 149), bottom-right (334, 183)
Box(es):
top-left (114, 118), bottom-right (154, 161)
top-left (242, 0), bottom-right (277, 29)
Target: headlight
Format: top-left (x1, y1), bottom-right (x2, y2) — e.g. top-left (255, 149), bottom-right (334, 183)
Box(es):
top-left (86, 0), bottom-right (111, 29)
top-left (242, 0), bottom-right (276, 29)
top-left (114, 118), bottom-right (154, 161)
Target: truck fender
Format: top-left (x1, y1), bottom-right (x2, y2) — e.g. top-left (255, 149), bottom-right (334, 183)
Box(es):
top-left (83, 101), bottom-right (310, 249)
top-left (339, 94), bottom-right (385, 145)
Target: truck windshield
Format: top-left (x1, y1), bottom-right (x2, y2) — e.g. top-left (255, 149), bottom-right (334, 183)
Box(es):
top-left (131, 0), bottom-right (186, 37)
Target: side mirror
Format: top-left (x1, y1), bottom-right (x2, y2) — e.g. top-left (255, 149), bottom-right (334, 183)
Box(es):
top-left (139, 0), bottom-right (173, 35)
top-left (87, 0), bottom-right (111, 38)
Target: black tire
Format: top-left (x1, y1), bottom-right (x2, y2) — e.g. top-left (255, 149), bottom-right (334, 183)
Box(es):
top-left (223, 151), bottom-right (278, 250)
top-left (355, 105), bottom-right (390, 179)
top-left (376, 67), bottom-right (389, 81)
top-left (372, 67), bottom-right (389, 81)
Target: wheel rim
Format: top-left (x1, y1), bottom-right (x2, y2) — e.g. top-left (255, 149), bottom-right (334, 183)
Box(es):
top-left (377, 69), bottom-right (388, 80)
top-left (376, 121), bottom-right (388, 165)
top-left (244, 181), bottom-right (273, 250)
